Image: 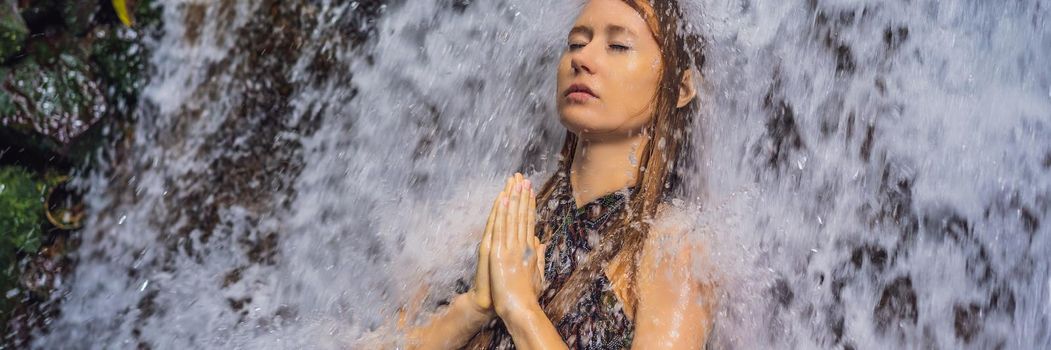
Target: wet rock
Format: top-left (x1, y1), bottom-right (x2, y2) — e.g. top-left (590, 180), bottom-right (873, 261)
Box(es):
top-left (0, 166), bottom-right (44, 316)
top-left (15, 0), bottom-right (97, 35)
top-left (0, 166), bottom-right (44, 261)
top-left (60, 0), bottom-right (99, 36)
top-left (1, 0), bottom-right (159, 164)
top-left (0, 0), bottom-right (28, 62)
top-left (1, 43), bottom-right (105, 152)
top-left (18, 239), bottom-right (69, 300)
top-left (860, 122), bottom-right (874, 161)
top-left (90, 25), bottom-right (150, 118)
top-left (834, 44), bottom-right (855, 75)
top-left (883, 26), bottom-right (909, 53)
top-left (953, 303), bottom-right (982, 343)
top-left (874, 276), bottom-right (918, 333)
top-left (849, 244), bottom-right (888, 271)
top-left (770, 277), bottom-right (794, 307)
top-left (755, 79), bottom-right (807, 173)
top-left (0, 1), bottom-right (161, 345)
top-left (869, 165), bottom-right (919, 241)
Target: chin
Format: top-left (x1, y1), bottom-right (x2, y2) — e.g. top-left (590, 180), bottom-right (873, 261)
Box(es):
top-left (558, 108), bottom-right (600, 134)
top-left (559, 111), bottom-right (620, 136)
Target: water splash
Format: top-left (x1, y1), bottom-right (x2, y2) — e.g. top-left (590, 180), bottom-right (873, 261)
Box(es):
top-left (32, 0), bottom-right (1051, 349)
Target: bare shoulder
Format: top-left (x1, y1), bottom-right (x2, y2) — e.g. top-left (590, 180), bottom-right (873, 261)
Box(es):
top-left (640, 201), bottom-right (719, 292)
top-left (643, 202), bottom-right (695, 261)
top-left (632, 203), bottom-right (717, 349)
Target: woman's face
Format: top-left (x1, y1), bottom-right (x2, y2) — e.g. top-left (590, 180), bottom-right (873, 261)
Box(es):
top-left (556, 0), bottom-right (662, 140)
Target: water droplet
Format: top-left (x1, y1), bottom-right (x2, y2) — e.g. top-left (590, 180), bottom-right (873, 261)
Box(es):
top-left (118, 215), bottom-right (127, 225)
top-left (140, 280), bottom-right (149, 291)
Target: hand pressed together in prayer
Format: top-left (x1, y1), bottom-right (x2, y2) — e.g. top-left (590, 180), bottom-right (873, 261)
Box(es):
top-left (488, 174), bottom-right (546, 319)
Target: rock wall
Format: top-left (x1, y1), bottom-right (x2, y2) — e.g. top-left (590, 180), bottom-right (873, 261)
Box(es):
top-left (0, 0), bottom-right (159, 346)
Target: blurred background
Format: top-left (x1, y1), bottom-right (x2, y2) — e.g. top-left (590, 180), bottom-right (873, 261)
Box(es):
top-left (0, 0), bottom-right (1048, 349)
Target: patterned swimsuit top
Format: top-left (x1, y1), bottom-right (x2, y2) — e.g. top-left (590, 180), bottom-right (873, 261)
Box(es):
top-left (481, 173), bottom-right (635, 349)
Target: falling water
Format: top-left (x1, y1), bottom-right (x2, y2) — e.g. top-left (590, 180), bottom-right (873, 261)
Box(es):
top-left (31, 0), bottom-right (1051, 349)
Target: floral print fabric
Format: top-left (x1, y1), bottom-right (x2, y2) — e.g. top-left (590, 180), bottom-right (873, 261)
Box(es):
top-left (481, 174), bottom-right (635, 350)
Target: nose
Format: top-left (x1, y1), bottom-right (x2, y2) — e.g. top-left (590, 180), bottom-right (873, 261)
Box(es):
top-left (570, 46), bottom-right (595, 75)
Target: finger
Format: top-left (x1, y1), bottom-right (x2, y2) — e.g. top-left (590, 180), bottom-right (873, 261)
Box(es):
top-left (478, 193), bottom-right (499, 289)
top-left (528, 185), bottom-right (537, 244)
top-left (507, 176), bottom-right (522, 250)
top-left (502, 175), bottom-right (515, 193)
top-left (493, 176), bottom-right (513, 254)
top-left (493, 191), bottom-right (507, 256)
top-left (512, 174), bottom-right (525, 245)
top-left (482, 194), bottom-right (499, 254)
top-left (517, 179), bottom-right (531, 247)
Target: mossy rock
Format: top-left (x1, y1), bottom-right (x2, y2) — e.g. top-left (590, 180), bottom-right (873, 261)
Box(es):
top-left (92, 0), bottom-right (161, 114)
top-left (0, 0), bottom-right (28, 62)
top-left (0, 166), bottom-right (44, 259)
top-left (0, 166), bottom-right (45, 297)
top-left (60, 0), bottom-right (100, 36)
top-left (0, 166), bottom-right (47, 332)
top-left (1, 40), bottom-right (105, 149)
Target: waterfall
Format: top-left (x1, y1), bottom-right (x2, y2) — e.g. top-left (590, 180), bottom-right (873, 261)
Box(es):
top-left (33, 0), bottom-right (1050, 349)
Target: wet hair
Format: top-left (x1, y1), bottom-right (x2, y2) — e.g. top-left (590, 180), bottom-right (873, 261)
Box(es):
top-left (466, 0), bottom-right (704, 347)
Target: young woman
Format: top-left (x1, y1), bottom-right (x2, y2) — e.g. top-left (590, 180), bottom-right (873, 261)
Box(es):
top-left (403, 0), bottom-right (716, 348)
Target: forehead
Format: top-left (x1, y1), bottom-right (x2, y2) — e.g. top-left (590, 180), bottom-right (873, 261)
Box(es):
top-left (572, 0), bottom-right (652, 35)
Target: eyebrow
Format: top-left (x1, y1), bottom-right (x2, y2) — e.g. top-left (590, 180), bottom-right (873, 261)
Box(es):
top-left (568, 24), bottom-right (638, 38)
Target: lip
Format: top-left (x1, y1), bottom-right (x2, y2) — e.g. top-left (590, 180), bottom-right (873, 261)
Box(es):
top-left (564, 83), bottom-right (598, 102)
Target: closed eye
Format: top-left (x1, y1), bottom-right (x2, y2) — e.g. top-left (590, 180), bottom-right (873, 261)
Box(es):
top-left (568, 43), bottom-right (586, 51)
top-left (609, 44), bottom-right (630, 51)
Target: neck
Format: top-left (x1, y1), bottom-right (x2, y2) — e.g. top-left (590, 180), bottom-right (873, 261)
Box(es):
top-left (568, 132), bottom-right (649, 209)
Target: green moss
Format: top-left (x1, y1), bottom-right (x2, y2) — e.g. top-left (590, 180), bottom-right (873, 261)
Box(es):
top-left (60, 0), bottom-right (98, 36)
top-left (0, 89), bottom-right (14, 116)
top-left (0, 0), bottom-right (29, 62)
top-left (91, 0), bottom-right (161, 118)
top-left (0, 166), bottom-right (45, 258)
top-left (0, 166), bottom-right (45, 314)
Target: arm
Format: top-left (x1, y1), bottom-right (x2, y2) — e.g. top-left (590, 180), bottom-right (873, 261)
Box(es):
top-left (630, 221), bottom-right (716, 350)
top-left (403, 291), bottom-right (495, 350)
top-left (402, 176), bottom-right (520, 349)
top-left (501, 303), bottom-right (569, 350)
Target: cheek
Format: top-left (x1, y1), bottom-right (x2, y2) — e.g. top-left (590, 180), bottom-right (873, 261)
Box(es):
top-left (615, 59), bottom-right (662, 110)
